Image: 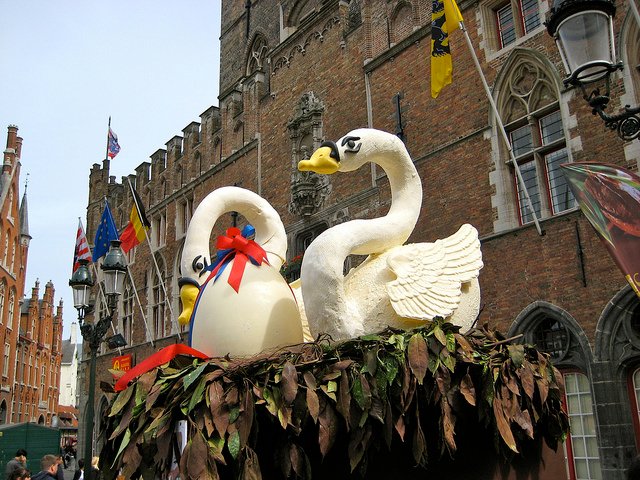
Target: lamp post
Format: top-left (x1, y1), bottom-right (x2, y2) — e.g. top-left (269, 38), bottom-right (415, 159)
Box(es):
top-left (546, 0), bottom-right (640, 140)
top-left (69, 240), bottom-right (127, 467)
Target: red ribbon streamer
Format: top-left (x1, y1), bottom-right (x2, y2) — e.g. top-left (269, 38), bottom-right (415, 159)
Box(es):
top-left (114, 344), bottom-right (209, 392)
top-left (214, 227), bottom-right (268, 293)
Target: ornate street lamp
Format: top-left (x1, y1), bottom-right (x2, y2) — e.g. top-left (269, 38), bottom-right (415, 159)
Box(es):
top-left (69, 240), bottom-right (127, 468)
top-left (546, 0), bottom-right (640, 140)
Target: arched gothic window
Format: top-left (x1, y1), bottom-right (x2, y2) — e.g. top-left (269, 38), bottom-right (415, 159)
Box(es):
top-left (246, 34), bottom-right (268, 76)
top-left (195, 151), bottom-right (203, 175)
top-left (491, 51), bottom-right (575, 230)
top-left (390, 1), bottom-right (414, 45)
top-left (0, 401), bottom-right (7, 425)
top-left (8, 291), bottom-right (15, 331)
top-left (0, 283), bottom-right (4, 325)
top-left (3, 233), bottom-right (9, 266)
top-left (509, 301), bottom-right (601, 479)
top-left (8, 189), bottom-right (14, 219)
top-left (151, 256), bottom-right (167, 339)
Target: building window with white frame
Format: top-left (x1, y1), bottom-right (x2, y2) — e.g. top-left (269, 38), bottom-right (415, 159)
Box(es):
top-left (153, 213), bottom-right (167, 248)
top-left (7, 189), bottom-right (14, 222)
top-left (563, 372), bottom-right (602, 479)
top-left (0, 284), bottom-right (4, 325)
top-left (177, 198), bottom-right (193, 238)
top-left (509, 108), bottom-right (575, 223)
top-left (40, 365), bottom-right (46, 403)
top-left (495, 0), bottom-right (541, 48)
top-left (8, 292), bottom-right (15, 331)
top-left (151, 265), bottom-right (166, 339)
top-left (3, 343), bottom-right (9, 377)
top-left (10, 243), bottom-right (15, 275)
top-left (3, 233), bottom-right (9, 266)
top-left (495, 59), bottom-right (575, 227)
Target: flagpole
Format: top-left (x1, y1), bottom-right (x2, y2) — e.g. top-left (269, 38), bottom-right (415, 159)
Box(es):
top-left (125, 267), bottom-right (156, 347)
top-left (126, 178), bottom-right (181, 341)
top-left (105, 117), bottom-right (111, 162)
top-left (458, 21), bottom-right (543, 236)
top-left (145, 236), bottom-right (182, 340)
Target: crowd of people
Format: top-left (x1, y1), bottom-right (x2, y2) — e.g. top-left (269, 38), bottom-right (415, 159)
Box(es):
top-left (5, 445), bottom-right (639, 479)
top-left (4, 450), bottom-right (100, 480)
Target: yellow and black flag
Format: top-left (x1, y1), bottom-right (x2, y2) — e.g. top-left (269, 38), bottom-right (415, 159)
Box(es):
top-left (431, 0), bottom-right (463, 98)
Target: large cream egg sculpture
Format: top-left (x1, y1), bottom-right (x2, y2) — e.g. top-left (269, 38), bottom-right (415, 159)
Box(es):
top-left (178, 186), bottom-right (303, 357)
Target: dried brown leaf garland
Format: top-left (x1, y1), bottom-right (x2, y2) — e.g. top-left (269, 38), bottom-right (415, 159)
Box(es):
top-left (100, 320), bottom-right (569, 480)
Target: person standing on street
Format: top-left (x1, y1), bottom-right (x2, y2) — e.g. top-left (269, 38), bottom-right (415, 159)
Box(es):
top-left (71, 460), bottom-right (83, 480)
top-left (5, 450), bottom-right (27, 480)
top-left (30, 456), bottom-right (58, 480)
top-left (53, 458), bottom-right (63, 480)
top-left (7, 468), bottom-right (30, 480)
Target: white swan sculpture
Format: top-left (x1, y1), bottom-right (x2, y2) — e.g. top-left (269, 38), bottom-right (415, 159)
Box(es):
top-left (298, 128), bottom-right (483, 341)
top-left (177, 186), bottom-right (305, 357)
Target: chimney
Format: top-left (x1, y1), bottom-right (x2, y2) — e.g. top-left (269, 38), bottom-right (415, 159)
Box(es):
top-left (6, 125), bottom-right (18, 150)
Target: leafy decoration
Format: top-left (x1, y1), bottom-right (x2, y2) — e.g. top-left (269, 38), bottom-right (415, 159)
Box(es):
top-left (101, 320), bottom-right (568, 479)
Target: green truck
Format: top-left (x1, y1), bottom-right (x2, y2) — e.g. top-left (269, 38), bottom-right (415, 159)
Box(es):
top-left (0, 423), bottom-right (61, 474)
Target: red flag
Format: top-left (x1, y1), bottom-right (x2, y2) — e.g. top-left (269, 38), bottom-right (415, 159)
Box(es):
top-left (73, 219), bottom-right (92, 272)
top-left (562, 162), bottom-right (640, 297)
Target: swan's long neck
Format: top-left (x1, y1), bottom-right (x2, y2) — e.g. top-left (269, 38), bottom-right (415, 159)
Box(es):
top-left (182, 187), bottom-right (287, 281)
top-left (301, 147), bottom-right (422, 336)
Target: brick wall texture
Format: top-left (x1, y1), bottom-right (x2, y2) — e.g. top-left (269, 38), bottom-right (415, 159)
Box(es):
top-left (84, 0), bottom-right (640, 477)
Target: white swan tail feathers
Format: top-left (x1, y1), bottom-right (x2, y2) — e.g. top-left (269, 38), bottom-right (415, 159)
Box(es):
top-left (385, 224), bottom-right (483, 322)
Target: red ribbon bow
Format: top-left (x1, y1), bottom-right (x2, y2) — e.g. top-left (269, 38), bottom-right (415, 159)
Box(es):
top-left (211, 227), bottom-right (269, 293)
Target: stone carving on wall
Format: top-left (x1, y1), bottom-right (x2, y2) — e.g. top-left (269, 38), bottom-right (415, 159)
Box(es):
top-left (287, 92), bottom-right (331, 217)
top-left (272, 17), bottom-right (341, 75)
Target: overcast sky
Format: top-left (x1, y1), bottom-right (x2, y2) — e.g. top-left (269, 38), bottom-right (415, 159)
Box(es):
top-left (0, 1), bottom-right (221, 340)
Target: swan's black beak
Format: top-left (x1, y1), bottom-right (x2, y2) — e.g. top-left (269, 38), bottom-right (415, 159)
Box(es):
top-left (298, 141), bottom-right (340, 174)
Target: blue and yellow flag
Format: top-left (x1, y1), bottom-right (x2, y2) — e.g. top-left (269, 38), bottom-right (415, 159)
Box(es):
top-left (431, 0), bottom-right (463, 98)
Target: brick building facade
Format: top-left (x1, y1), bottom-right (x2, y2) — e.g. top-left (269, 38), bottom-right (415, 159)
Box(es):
top-left (14, 280), bottom-right (64, 425)
top-left (0, 125), bottom-right (29, 424)
top-left (84, 1), bottom-right (640, 478)
top-left (1, 125), bottom-right (64, 428)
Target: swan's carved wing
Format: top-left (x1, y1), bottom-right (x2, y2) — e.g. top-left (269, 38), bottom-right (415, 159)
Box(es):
top-left (385, 224), bottom-right (483, 320)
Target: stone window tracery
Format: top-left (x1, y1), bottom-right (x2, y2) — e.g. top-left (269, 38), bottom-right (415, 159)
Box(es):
top-left (491, 53), bottom-right (575, 230)
top-left (247, 35), bottom-right (268, 76)
top-left (509, 302), bottom-right (601, 478)
top-left (287, 92), bottom-right (331, 217)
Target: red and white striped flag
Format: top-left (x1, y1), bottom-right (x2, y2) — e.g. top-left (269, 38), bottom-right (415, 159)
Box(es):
top-left (73, 219), bottom-right (92, 272)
